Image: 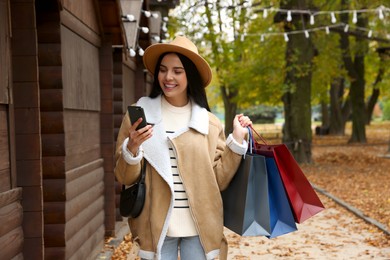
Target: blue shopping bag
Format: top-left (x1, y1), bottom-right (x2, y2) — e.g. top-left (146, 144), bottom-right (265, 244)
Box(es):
top-left (265, 157), bottom-right (297, 238)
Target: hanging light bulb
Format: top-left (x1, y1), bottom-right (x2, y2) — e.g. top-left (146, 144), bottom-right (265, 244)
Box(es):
top-left (304, 30), bottom-right (309, 38)
top-left (260, 34), bottom-right (264, 42)
top-left (344, 24), bottom-right (349, 32)
top-left (263, 9), bottom-right (268, 18)
top-left (124, 14), bottom-right (135, 22)
top-left (152, 13), bottom-right (159, 19)
top-left (284, 33), bottom-right (289, 42)
top-left (368, 30), bottom-right (373, 38)
top-left (143, 11), bottom-right (151, 18)
top-left (310, 15), bottom-right (315, 25)
top-left (325, 26), bottom-right (330, 34)
top-left (129, 48), bottom-right (136, 57)
top-left (331, 12), bottom-right (337, 23)
top-left (138, 47), bottom-right (144, 56)
top-left (352, 11), bottom-right (358, 23)
top-left (378, 8), bottom-right (384, 20)
top-left (287, 10), bottom-right (292, 22)
top-left (140, 27), bottom-right (149, 34)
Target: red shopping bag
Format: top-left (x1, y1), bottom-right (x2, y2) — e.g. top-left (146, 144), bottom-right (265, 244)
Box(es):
top-left (250, 126), bottom-right (325, 223)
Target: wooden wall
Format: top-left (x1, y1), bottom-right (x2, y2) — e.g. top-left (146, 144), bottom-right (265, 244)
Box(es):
top-left (37, 0), bottom-right (106, 258)
top-left (9, 0), bottom-right (41, 258)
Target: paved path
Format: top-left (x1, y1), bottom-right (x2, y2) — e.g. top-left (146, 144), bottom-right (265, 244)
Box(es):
top-left (224, 194), bottom-right (390, 259)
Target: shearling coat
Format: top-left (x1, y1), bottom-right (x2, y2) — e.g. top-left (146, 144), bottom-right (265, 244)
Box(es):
top-left (115, 95), bottom-right (245, 260)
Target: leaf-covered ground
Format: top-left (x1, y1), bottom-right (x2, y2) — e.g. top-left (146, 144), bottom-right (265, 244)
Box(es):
top-left (302, 121), bottom-right (390, 232)
top-left (100, 121), bottom-right (390, 259)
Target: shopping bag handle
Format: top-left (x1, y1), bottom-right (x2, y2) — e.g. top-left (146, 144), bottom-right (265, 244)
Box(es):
top-left (249, 125), bottom-right (269, 145)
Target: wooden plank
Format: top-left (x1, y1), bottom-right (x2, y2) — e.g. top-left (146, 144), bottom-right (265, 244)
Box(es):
top-left (42, 156), bottom-right (65, 179)
top-left (44, 223), bottom-right (65, 247)
top-left (42, 179), bottom-right (65, 202)
top-left (65, 182), bottom-right (104, 221)
top-left (16, 160), bottom-right (42, 186)
top-left (0, 106), bottom-right (10, 170)
top-left (65, 211), bottom-right (104, 257)
top-left (64, 111), bottom-right (101, 170)
top-left (0, 168), bottom-right (10, 192)
top-left (39, 89), bottom-right (64, 111)
top-left (0, 0), bottom-right (10, 104)
top-left (44, 201), bottom-right (65, 224)
top-left (15, 133), bottom-right (41, 160)
top-left (68, 225), bottom-right (104, 260)
top-left (66, 167), bottom-right (104, 201)
top-left (61, 25), bottom-right (100, 111)
top-left (37, 43), bottom-right (62, 66)
top-left (0, 202), bottom-right (23, 237)
top-left (65, 195), bottom-right (104, 241)
top-left (0, 188), bottom-right (22, 208)
top-left (38, 67), bottom-right (63, 89)
top-left (12, 56), bottom-right (38, 82)
top-left (21, 186), bottom-right (42, 212)
top-left (65, 158), bottom-right (102, 183)
top-left (22, 211), bottom-right (43, 237)
top-left (0, 227), bottom-right (23, 259)
top-left (60, 4), bottom-right (101, 47)
top-left (40, 111), bottom-right (64, 134)
top-left (12, 83), bottom-right (39, 108)
top-left (14, 108), bottom-right (40, 134)
top-left (23, 237), bottom-right (43, 260)
top-left (41, 134), bottom-right (65, 157)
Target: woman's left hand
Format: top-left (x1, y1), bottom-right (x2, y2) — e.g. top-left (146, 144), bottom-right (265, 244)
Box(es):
top-left (232, 114), bottom-right (252, 144)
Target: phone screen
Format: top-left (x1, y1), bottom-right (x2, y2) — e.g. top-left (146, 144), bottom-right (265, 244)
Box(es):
top-left (128, 106), bottom-right (148, 130)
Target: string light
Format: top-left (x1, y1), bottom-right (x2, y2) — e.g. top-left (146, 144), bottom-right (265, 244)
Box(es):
top-left (304, 30), bottom-right (310, 38)
top-left (122, 14), bottom-right (136, 22)
top-left (287, 10), bottom-right (292, 22)
top-left (138, 47), bottom-right (144, 56)
top-left (310, 15), bottom-right (315, 25)
top-left (352, 11), bottom-right (358, 23)
top-left (263, 9), bottom-right (268, 18)
top-left (129, 48), bottom-right (136, 57)
top-left (378, 8), bottom-right (384, 19)
top-left (344, 24), bottom-right (349, 32)
top-left (331, 12), bottom-right (337, 23)
top-left (284, 33), bottom-right (289, 42)
top-left (368, 30), bottom-right (373, 37)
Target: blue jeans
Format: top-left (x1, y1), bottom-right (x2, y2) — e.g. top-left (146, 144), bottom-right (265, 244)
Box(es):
top-left (161, 236), bottom-right (207, 260)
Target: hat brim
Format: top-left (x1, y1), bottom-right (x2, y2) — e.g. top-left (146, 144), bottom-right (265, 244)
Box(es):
top-left (143, 44), bottom-right (212, 88)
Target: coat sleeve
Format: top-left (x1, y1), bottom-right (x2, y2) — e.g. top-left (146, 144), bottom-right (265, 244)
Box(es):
top-left (114, 111), bottom-right (142, 185)
top-left (211, 121), bottom-right (243, 191)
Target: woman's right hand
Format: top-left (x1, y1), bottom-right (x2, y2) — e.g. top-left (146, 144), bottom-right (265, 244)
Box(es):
top-left (127, 118), bottom-right (153, 155)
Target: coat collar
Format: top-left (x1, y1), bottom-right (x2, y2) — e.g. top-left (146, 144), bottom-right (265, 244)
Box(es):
top-left (135, 95), bottom-right (209, 190)
top-left (137, 95), bottom-right (209, 135)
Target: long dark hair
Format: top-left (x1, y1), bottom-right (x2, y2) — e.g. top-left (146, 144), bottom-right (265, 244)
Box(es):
top-left (148, 52), bottom-right (211, 111)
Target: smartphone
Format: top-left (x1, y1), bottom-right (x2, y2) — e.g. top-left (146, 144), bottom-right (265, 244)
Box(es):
top-left (128, 106), bottom-right (148, 130)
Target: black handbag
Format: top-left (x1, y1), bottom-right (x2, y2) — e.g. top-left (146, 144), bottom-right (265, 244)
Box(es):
top-left (119, 161), bottom-right (146, 218)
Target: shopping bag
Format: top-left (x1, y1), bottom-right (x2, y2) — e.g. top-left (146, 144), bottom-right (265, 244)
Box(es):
top-left (251, 126), bottom-right (325, 223)
top-left (221, 153), bottom-right (271, 236)
top-left (265, 157), bottom-right (297, 238)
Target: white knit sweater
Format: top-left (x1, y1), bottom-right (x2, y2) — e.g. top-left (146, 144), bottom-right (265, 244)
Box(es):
top-left (161, 97), bottom-right (198, 237)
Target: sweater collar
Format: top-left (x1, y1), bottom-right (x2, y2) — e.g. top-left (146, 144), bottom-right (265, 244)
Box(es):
top-left (137, 95), bottom-right (209, 135)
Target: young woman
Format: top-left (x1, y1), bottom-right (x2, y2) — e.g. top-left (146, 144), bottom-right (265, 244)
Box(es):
top-left (115, 36), bottom-right (252, 260)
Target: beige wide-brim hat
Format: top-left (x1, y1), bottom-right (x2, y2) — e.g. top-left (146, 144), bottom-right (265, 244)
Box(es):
top-left (143, 36), bottom-right (212, 87)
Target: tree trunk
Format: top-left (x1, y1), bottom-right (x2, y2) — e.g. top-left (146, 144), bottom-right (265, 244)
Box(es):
top-left (282, 28), bottom-right (314, 163)
top-left (339, 7), bottom-right (367, 143)
top-left (365, 88), bottom-right (380, 125)
top-left (329, 77), bottom-right (348, 135)
top-left (321, 101), bottom-right (329, 128)
top-left (221, 85), bottom-right (238, 135)
top-left (365, 49), bottom-right (387, 124)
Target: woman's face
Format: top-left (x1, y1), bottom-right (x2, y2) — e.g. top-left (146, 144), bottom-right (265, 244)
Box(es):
top-left (158, 53), bottom-right (188, 107)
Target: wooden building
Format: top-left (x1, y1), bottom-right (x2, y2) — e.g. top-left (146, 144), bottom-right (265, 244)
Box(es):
top-left (0, 0), bottom-right (177, 258)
